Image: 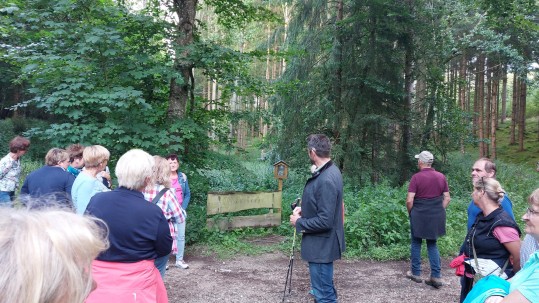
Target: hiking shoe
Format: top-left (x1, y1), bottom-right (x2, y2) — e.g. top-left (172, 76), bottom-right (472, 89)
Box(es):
top-left (425, 277), bottom-right (443, 289)
top-left (406, 271), bottom-right (422, 283)
top-left (175, 259), bottom-right (189, 269)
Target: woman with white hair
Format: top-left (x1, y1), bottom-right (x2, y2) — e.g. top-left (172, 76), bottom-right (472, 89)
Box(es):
top-left (72, 145), bottom-right (110, 215)
top-left (0, 207), bottom-right (108, 303)
top-left (85, 149), bottom-right (172, 303)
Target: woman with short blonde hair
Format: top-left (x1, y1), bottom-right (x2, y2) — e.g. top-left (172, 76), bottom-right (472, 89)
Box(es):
top-left (20, 148), bottom-right (76, 207)
top-left (82, 145), bottom-right (110, 169)
top-left (44, 148), bottom-right (70, 167)
top-left (72, 145), bottom-right (111, 215)
top-left (0, 207), bottom-right (108, 303)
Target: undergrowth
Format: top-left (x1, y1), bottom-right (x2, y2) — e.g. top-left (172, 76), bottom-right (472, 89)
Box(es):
top-left (180, 150), bottom-right (538, 261)
top-left (10, 129), bottom-right (539, 261)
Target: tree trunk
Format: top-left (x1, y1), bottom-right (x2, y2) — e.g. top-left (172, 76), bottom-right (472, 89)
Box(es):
top-left (484, 58), bottom-right (491, 157)
top-left (331, 0), bottom-right (344, 170)
top-left (458, 53), bottom-right (467, 153)
top-left (490, 65), bottom-right (500, 159)
top-left (399, 0), bottom-right (414, 185)
top-left (501, 65), bottom-right (507, 124)
top-left (477, 54), bottom-right (485, 157)
top-left (510, 75), bottom-right (518, 145)
top-left (518, 76), bottom-right (527, 151)
top-left (169, 0), bottom-right (198, 119)
top-left (282, 2), bottom-right (289, 74)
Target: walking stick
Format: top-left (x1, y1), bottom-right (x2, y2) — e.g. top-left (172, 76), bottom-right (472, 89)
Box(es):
top-left (282, 227), bottom-right (297, 303)
top-left (282, 198), bottom-right (300, 303)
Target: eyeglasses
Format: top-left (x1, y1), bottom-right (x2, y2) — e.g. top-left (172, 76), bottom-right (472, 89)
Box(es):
top-left (526, 207), bottom-right (539, 217)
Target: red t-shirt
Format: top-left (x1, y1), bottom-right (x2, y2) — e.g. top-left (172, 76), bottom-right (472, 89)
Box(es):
top-left (408, 168), bottom-right (449, 199)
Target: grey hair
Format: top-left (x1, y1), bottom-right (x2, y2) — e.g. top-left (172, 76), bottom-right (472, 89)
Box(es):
top-left (115, 149), bottom-right (154, 190)
top-left (306, 134), bottom-right (331, 158)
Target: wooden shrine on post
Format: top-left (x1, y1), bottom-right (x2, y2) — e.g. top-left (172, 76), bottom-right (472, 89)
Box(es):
top-left (206, 160), bottom-right (289, 231)
top-left (273, 160), bottom-right (289, 191)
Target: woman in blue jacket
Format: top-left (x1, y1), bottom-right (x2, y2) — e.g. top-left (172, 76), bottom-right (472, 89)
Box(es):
top-left (166, 153), bottom-right (191, 269)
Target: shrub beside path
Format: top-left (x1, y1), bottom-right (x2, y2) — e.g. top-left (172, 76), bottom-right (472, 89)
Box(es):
top-left (165, 249), bottom-right (460, 302)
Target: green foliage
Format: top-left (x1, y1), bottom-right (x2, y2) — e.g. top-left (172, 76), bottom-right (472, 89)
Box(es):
top-left (183, 146), bottom-right (538, 261)
top-left (494, 119), bottom-right (539, 168)
top-left (2, 0), bottom-right (186, 156)
top-left (343, 184), bottom-right (410, 259)
top-left (1, 0), bottom-right (278, 161)
top-left (0, 118), bottom-right (55, 162)
top-left (204, 0), bottom-right (280, 30)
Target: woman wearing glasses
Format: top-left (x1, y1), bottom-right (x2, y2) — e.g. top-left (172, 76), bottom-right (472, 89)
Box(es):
top-left (460, 177), bottom-right (521, 302)
top-left (464, 188), bottom-right (539, 303)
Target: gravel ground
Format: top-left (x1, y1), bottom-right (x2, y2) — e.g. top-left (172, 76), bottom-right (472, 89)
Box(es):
top-left (164, 246), bottom-right (461, 303)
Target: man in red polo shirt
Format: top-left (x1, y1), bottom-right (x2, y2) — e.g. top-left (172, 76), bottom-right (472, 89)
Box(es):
top-left (405, 151), bottom-right (451, 288)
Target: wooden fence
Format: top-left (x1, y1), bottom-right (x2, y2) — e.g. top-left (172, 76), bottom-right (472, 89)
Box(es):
top-left (206, 191), bottom-right (282, 231)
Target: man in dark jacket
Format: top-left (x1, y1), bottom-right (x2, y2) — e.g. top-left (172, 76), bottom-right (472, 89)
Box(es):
top-left (290, 134), bottom-right (345, 303)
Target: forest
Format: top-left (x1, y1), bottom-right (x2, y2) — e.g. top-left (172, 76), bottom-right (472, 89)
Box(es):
top-left (1, 0), bottom-right (539, 257)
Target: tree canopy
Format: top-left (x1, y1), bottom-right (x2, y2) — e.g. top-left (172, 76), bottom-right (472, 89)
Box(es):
top-left (0, 0), bottom-right (537, 183)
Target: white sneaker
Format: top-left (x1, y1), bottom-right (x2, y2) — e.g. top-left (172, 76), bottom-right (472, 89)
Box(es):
top-left (175, 260), bottom-right (189, 269)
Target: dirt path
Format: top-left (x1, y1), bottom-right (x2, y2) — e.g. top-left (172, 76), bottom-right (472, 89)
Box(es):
top-left (164, 248), bottom-right (461, 303)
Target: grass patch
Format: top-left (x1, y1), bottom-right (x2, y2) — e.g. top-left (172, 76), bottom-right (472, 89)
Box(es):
top-left (495, 119), bottom-right (539, 168)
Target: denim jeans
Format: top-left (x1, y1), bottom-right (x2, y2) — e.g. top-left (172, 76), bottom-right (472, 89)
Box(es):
top-left (0, 191), bottom-right (14, 207)
top-left (175, 210), bottom-right (186, 260)
top-left (308, 262), bottom-right (338, 303)
top-left (154, 255), bottom-right (169, 278)
top-left (410, 235), bottom-right (441, 278)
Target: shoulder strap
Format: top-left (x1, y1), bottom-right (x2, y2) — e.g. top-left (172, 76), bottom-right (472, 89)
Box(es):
top-left (151, 188), bottom-right (169, 204)
top-left (472, 229), bottom-right (510, 277)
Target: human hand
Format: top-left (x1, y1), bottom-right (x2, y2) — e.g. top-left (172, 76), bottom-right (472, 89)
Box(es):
top-left (100, 171), bottom-right (111, 181)
top-left (484, 296), bottom-right (504, 303)
top-left (290, 207), bottom-right (301, 226)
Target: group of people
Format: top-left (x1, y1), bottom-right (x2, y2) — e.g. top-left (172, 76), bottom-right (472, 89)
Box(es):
top-left (406, 151), bottom-right (539, 303)
top-left (0, 136), bottom-right (192, 302)
top-left (2, 133), bottom-right (537, 303)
